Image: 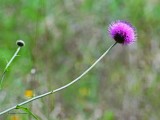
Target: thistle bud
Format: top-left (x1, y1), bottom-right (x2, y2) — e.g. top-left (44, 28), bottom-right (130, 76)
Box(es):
top-left (16, 40), bottom-right (25, 47)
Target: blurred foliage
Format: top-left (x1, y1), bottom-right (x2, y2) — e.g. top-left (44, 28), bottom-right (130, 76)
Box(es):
top-left (102, 110), bottom-right (115, 120)
top-left (0, 0), bottom-right (160, 120)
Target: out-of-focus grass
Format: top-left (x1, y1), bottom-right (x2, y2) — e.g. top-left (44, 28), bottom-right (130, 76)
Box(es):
top-left (0, 0), bottom-right (160, 119)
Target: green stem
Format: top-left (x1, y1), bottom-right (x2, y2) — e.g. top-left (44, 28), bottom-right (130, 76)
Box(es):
top-left (0, 47), bottom-right (21, 89)
top-left (0, 42), bottom-right (117, 115)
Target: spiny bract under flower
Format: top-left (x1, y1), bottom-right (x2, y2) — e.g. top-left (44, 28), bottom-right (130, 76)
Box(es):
top-left (108, 20), bottom-right (136, 45)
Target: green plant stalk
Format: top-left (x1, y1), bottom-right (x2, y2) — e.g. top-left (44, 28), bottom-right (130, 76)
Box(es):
top-left (0, 42), bottom-right (117, 116)
top-left (0, 47), bottom-right (21, 89)
top-left (16, 105), bottom-right (39, 120)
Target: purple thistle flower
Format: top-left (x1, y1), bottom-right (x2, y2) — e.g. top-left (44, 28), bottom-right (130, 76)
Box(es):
top-left (108, 20), bottom-right (136, 45)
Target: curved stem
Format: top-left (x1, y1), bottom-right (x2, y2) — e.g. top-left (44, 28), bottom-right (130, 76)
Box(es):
top-left (0, 47), bottom-right (21, 89)
top-left (0, 42), bottom-right (117, 116)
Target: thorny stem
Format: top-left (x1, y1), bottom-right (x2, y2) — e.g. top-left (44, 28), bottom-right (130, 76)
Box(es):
top-left (0, 47), bottom-right (21, 89)
top-left (0, 42), bottom-right (117, 116)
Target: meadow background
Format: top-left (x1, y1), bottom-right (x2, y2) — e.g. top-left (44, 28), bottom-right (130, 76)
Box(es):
top-left (0, 0), bottom-right (160, 120)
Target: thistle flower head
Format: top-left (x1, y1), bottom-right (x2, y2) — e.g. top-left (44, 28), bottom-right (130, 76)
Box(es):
top-left (108, 20), bottom-right (136, 45)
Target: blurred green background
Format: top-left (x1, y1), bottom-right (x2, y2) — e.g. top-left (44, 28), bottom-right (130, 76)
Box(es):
top-left (0, 0), bottom-right (160, 120)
